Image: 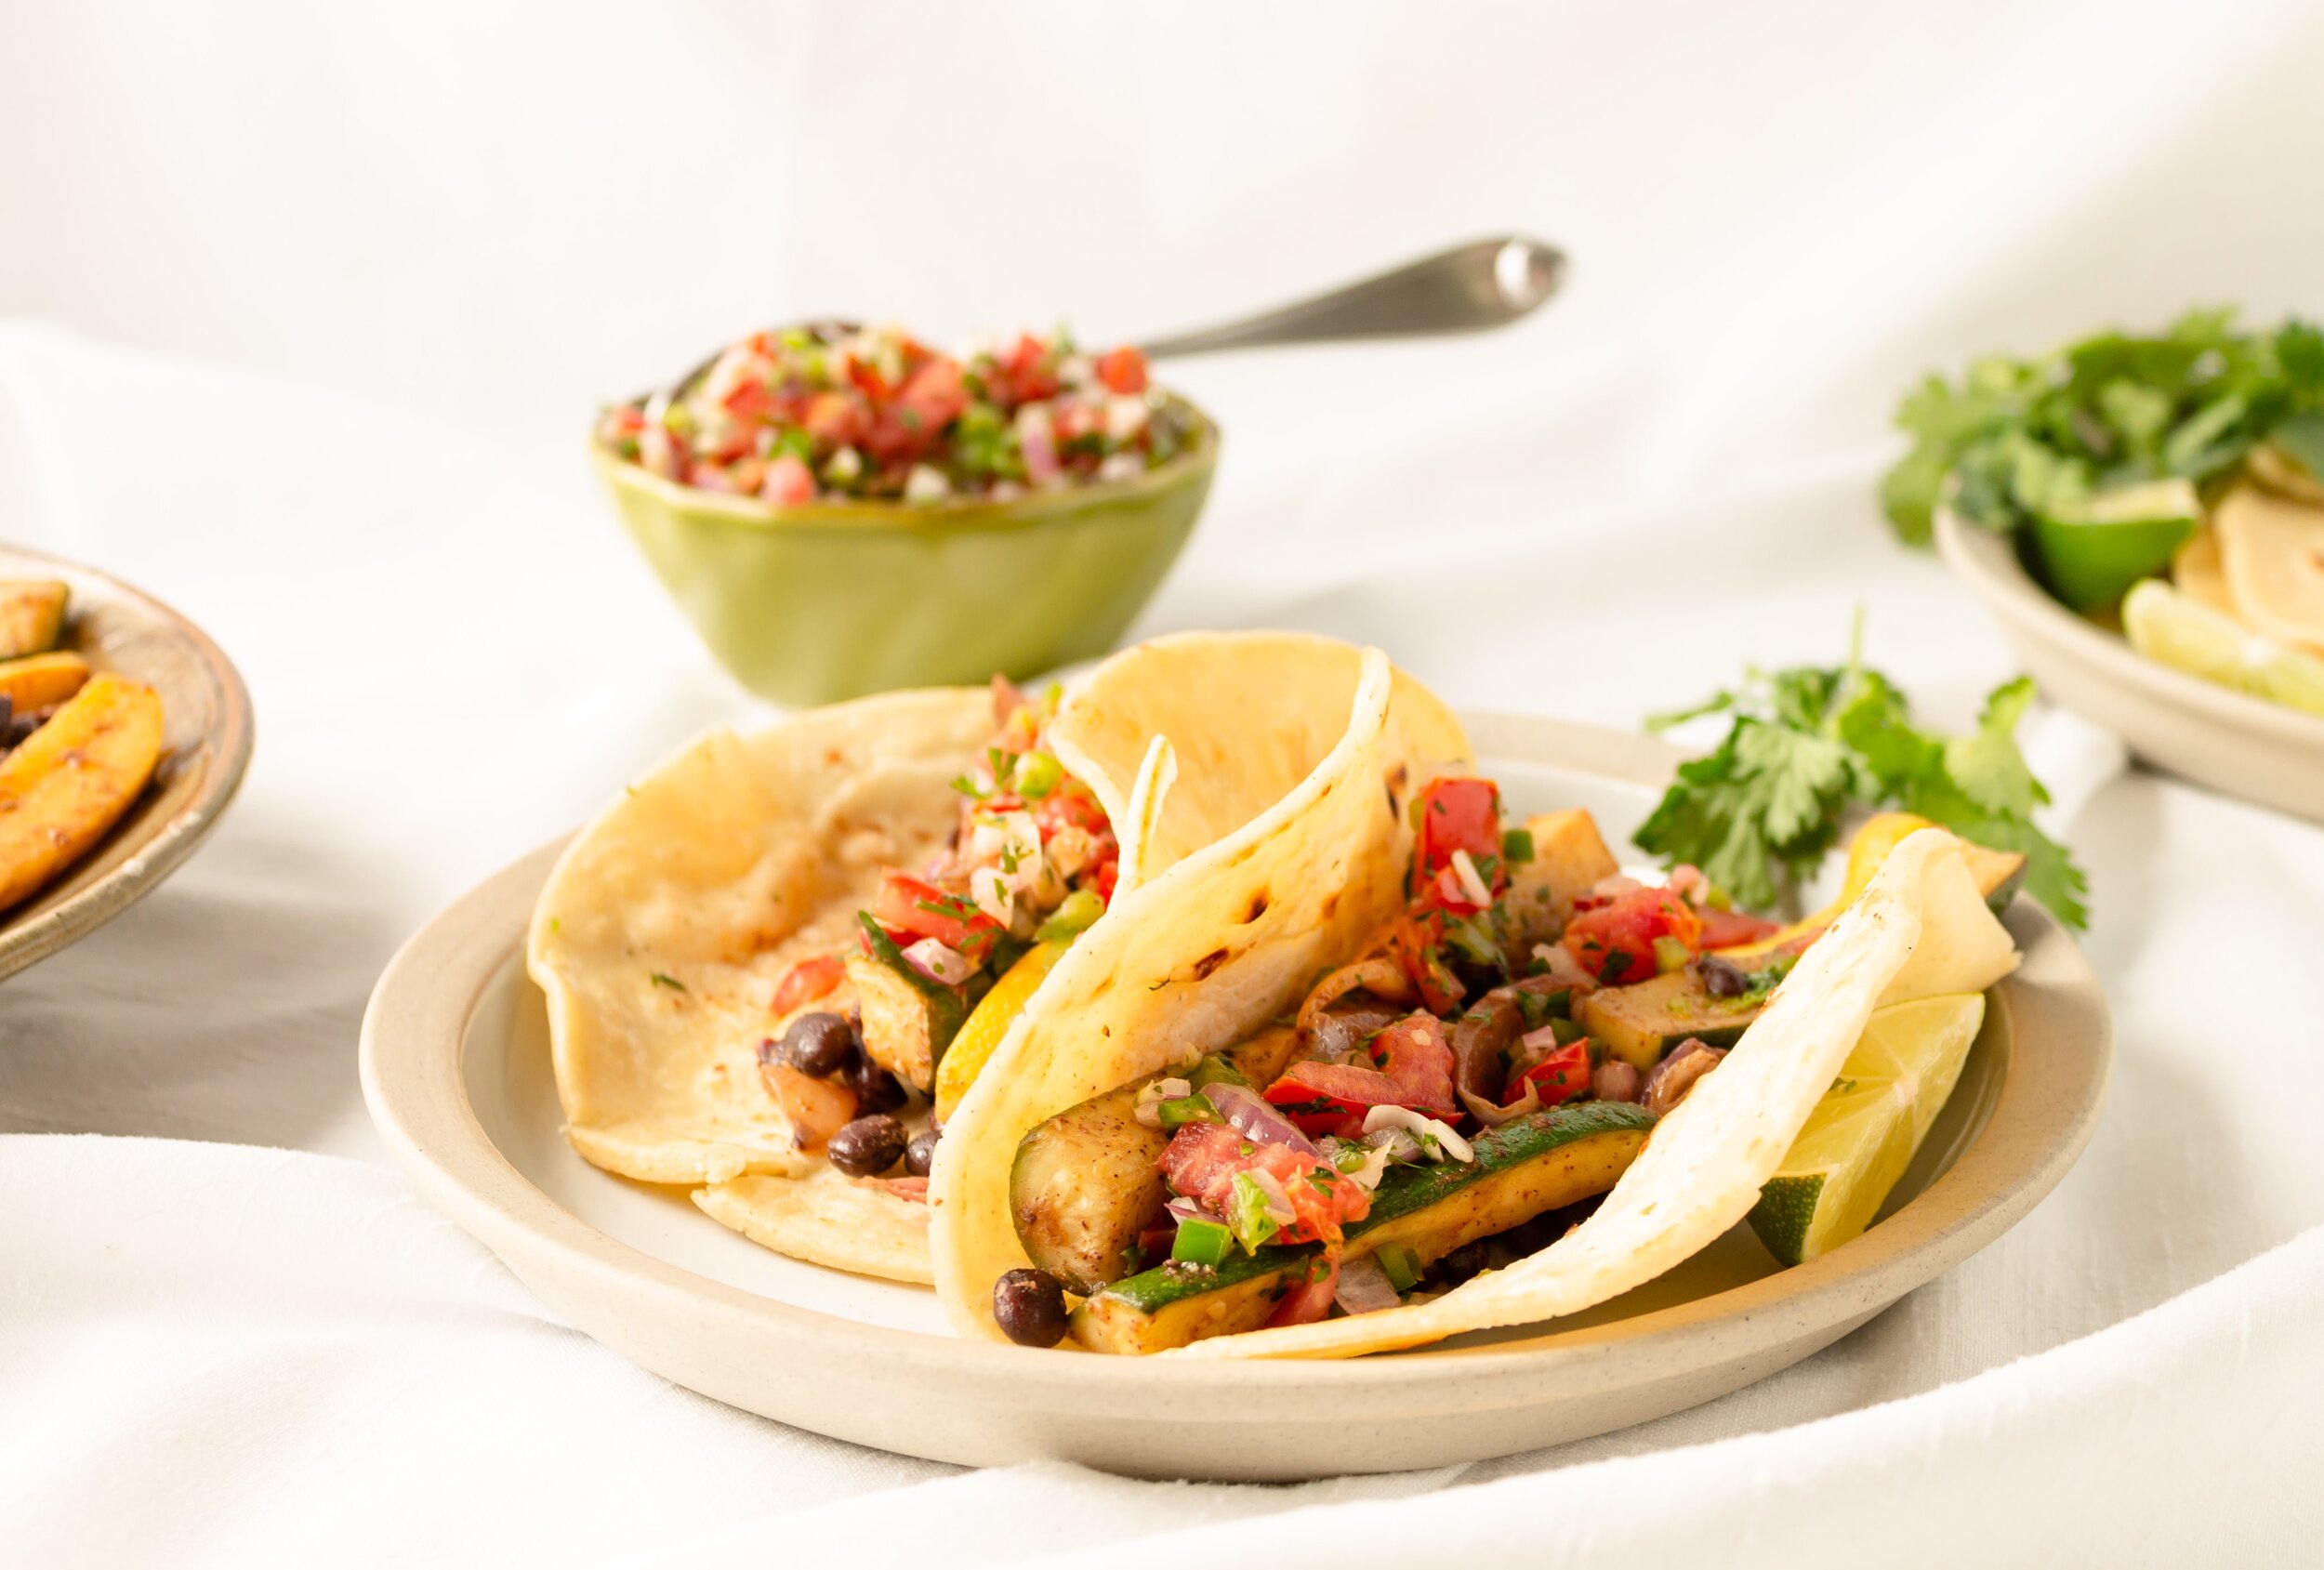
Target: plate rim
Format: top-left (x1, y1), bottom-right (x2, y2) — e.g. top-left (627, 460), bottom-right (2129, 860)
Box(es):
top-left (359, 711), bottom-right (2111, 1438)
top-left (0, 541), bottom-right (256, 982)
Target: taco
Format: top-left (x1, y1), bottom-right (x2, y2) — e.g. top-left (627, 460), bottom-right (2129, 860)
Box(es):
top-left (529, 679), bottom-right (1169, 1283)
top-left (527, 630), bottom-right (1444, 1286)
top-left (932, 640), bottom-right (2025, 1355)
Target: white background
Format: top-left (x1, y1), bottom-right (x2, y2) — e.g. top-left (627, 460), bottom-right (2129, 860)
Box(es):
top-left (3, 2), bottom-right (2323, 1564)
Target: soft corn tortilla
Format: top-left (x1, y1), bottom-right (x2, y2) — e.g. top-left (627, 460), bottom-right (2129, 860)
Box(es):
top-left (531, 690), bottom-right (1022, 1284)
top-left (686, 731), bottom-right (1180, 1273)
top-left (693, 1169), bottom-right (935, 1285)
top-left (1169, 826), bottom-right (2019, 1358)
top-left (931, 634), bottom-right (1472, 1342)
top-left (530, 673), bottom-right (1189, 1282)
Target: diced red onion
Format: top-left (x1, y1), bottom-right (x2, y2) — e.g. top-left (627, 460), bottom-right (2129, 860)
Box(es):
top-left (901, 938), bottom-right (973, 986)
top-left (1332, 1255), bottom-right (1402, 1316)
top-left (1449, 849), bottom-right (1494, 908)
top-left (1365, 1126), bottom-right (1425, 1164)
top-left (1527, 943), bottom-right (1598, 993)
top-left (1201, 1082), bottom-right (1318, 1155)
top-left (1461, 1081), bottom-right (1539, 1127)
top-left (1362, 1104), bottom-right (1475, 1164)
top-left (1244, 1168), bottom-right (1294, 1226)
top-left (1165, 1195), bottom-right (1204, 1223)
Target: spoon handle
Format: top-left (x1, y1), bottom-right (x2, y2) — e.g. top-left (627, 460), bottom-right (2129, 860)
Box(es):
top-left (1141, 236), bottom-right (1565, 360)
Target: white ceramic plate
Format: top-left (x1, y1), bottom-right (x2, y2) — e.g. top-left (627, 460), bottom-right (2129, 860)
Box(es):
top-left (360, 714), bottom-right (2109, 1481)
top-left (1937, 508), bottom-right (2324, 823)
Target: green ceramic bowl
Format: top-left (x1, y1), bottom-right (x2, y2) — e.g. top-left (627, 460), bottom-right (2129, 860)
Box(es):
top-left (594, 399), bottom-right (1218, 706)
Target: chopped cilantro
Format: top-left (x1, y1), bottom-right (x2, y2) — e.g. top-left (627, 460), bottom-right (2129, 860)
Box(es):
top-left (1882, 310), bottom-right (2324, 548)
top-left (1227, 1171), bottom-right (1279, 1252)
top-left (649, 971), bottom-right (685, 991)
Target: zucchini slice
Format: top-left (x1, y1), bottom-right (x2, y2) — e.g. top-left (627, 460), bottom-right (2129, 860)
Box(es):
top-left (1011, 1026), bottom-right (1302, 1295)
top-left (1576, 970), bottom-right (1760, 1073)
top-left (847, 916), bottom-right (972, 1092)
top-left (1071, 1100), bottom-right (1655, 1355)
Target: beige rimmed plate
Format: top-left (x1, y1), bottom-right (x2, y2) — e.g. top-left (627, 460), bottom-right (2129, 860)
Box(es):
top-left (0, 543), bottom-right (254, 982)
top-left (359, 714), bottom-right (2108, 1482)
top-left (1936, 508), bottom-right (2324, 824)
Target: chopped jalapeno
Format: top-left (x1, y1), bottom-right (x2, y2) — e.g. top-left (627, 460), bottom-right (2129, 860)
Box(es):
top-left (1170, 1217), bottom-right (1235, 1267)
top-left (1375, 1243), bottom-right (1422, 1292)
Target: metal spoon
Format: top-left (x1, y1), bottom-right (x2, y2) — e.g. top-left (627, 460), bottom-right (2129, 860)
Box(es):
top-left (653, 236), bottom-right (1562, 402)
top-left (1140, 235), bottom-right (1565, 360)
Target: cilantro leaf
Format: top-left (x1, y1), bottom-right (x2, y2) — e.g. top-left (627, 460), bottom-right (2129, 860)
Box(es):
top-left (1637, 640), bottom-right (2089, 930)
top-left (1880, 310), bottom-right (2324, 550)
top-left (1943, 676), bottom-right (2049, 820)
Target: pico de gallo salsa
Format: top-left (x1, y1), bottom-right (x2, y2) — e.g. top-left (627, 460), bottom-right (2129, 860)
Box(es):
top-left (598, 322), bottom-right (1198, 506)
top-left (755, 679), bottom-right (1123, 1182)
top-left (1093, 775), bottom-right (1787, 1335)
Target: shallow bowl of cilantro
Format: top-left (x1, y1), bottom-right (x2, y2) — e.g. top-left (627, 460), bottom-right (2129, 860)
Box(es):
top-left (1887, 310), bottom-right (2324, 824)
top-left (594, 323), bottom-right (1218, 708)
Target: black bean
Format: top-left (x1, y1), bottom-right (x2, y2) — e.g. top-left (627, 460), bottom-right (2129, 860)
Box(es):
top-left (848, 1053), bottom-right (908, 1115)
top-left (993, 1268), bottom-right (1069, 1348)
top-left (905, 1125), bottom-right (942, 1178)
top-left (825, 1115), bottom-right (906, 1178)
top-left (1698, 955), bottom-right (1750, 998)
top-left (1435, 1241), bottom-right (1490, 1287)
top-left (775, 1011), bottom-right (857, 1077)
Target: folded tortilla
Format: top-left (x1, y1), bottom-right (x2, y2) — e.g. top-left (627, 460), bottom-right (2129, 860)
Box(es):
top-left (1168, 825), bottom-right (2018, 1358)
top-left (930, 632), bottom-right (1472, 1341)
top-left (530, 688), bottom-right (1012, 1276)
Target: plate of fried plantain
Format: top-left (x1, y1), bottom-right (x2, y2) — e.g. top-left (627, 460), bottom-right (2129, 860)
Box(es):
top-left (0, 545), bottom-right (252, 982)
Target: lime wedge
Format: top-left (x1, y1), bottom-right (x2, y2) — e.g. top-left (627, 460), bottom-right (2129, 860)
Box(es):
top-left (1749, 993), bottom-right (1985, 1266)
top-left (2123, 577), bottom-right (2324, 718)
top-left (2031, 478), bottom-right (2201, 613)
top-left (932, 937), bottom-right (1065, 1121)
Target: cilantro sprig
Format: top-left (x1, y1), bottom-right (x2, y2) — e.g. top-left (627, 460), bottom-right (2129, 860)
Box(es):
top-left (1634, 622), bottom-right (2088, 929)
top-left (1881, 309), bottom-right (2324, 548)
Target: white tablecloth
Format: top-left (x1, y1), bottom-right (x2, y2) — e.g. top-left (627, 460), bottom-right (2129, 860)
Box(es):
top-left (4, 2), bottom-right (2323, 1563)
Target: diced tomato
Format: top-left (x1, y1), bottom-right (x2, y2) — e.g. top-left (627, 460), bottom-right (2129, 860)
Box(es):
top-left (771, 953), bottom-right (846, 1016)
top-left (842, 350), bottom-right (894, 402)
top-left (1504, 1039), bottom-right (1591, 1107)
top-left (722, 378), bottom-right (775, 422)
top-left (1562, 885), bottom-right (1704, 985)
top-left (1412, 778), bottom-right (1503, 898)
top-left (1421, 863), bottom-right (1487, 917)
top-left (1095, 346), bottom-right (1149, 395)
top-left (1264, 1013), bottom-right (1459, 1138)
top-left (1157, 1122), bottom-right (1370, 1247)
top-left (1001, 334), bottom-right (1059, 402)
top-left (872, 871), bottom-right (1001, 963)
top-left (1033, 776), bottom-right (1111, 841)
top-left (761, 454), bottom-right (815, 506)
top-left (1384, 912), bottom-right (1464, 1014)
top-left (1267, 1257), bottom-right (1340, 1327)
top-left (1093, 856), bottom-right (1120, 905)
top-left (1697, 905), bottom-right (1782, 950)
top-left (803, 390), bottom-right (869, 449)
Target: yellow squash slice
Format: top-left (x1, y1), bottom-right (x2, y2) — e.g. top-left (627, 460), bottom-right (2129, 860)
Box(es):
top-left (0, 671), bottom-right (165, 911)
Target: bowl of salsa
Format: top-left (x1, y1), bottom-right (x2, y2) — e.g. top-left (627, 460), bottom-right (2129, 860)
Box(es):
top-left (593, 322), bottom-right (1217, 706)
